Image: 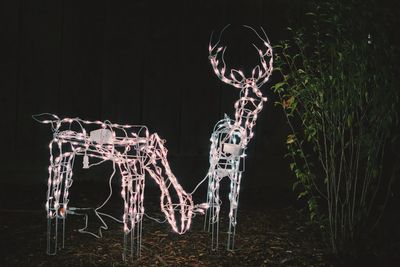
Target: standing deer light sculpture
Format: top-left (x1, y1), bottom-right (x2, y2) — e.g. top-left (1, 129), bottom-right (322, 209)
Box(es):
top-left (204, 25), bottom-right (273, 251)
top-left (33, 114), bottom-right (195, 260)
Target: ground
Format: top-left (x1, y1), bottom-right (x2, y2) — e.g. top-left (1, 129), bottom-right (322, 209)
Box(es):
top-left (0, 182), bottom-right (398, 266)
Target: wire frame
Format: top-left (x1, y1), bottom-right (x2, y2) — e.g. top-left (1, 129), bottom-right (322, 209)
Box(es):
top-left (33, 113), bottom-right (194, 261)
top-left (204, 25), bottom-right (273, 251)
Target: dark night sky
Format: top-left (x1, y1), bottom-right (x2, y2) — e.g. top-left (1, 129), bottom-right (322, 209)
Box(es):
top-left (0, 0), bottom-right (307, 191)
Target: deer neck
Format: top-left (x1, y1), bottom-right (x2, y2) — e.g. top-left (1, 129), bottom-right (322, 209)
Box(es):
top-left (233, 86), bottom-right (264, 142)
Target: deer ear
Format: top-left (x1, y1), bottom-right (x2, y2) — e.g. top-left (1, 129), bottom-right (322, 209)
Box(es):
top-left (230, 69), bottom-right (245, 83)
top-left (252, 65), bottom-right (261, 80)
top-left (32, 113), bottom-right (60, 124)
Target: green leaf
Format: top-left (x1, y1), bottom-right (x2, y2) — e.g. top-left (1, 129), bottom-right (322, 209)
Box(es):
top-left (273, 82), bottom-right (286, 90)
top-left (292, 180), bottom-right (301, 191)
top-left (290, 162), bottom-right (296, 171)
top-left (298, 191), bottom-right (308, 199)
top-left (297, 69), bottom-right (305, 74)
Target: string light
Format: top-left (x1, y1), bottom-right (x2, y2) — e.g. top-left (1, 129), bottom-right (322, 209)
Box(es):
top-left (32, 24), bottom-right (273, 260)
top-left (33, 113), bottom-right (195, 260)
top-left (204, 25), bottom-right (273, 251)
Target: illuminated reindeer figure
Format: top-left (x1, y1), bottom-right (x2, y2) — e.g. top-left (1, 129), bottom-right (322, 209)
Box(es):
top-left (33, 114), bottom-right (194, 260)
top-left (204, 25), bottom-right (273, 251)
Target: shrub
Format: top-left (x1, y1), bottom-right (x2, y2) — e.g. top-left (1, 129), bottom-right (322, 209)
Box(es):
top-left (273, 0), bottom-right (399, 254)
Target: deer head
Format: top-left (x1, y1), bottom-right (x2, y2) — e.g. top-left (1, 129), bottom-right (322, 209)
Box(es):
top-left (208, 25), bottom-right (273, 101)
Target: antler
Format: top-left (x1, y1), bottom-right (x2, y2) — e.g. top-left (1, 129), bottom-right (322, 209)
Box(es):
top-left (209, 25), bottom-right (273, 90)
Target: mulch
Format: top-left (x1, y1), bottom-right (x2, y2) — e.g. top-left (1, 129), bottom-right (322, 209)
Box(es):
top-left (0, 207), bottom-right (331, 267)
top-left (0, 183), bottom-right (333, 266)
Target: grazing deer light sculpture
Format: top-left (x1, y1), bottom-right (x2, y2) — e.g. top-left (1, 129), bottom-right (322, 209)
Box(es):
top-left (33, 114), bottom-right (195, 260)
top-left (204, 25), bottom-right (273, 251)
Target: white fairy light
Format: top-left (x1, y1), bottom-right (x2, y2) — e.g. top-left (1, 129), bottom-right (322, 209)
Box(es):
top-left (204, 25), bottom-right (273, 251)
top-left (33, 114), bottom-right (195, 260)
top-left (33, 24), bottom-right (273, 259)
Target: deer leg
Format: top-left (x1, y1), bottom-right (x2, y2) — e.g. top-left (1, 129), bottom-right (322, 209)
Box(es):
top-left (227, 169), bottom-right (242, 251)
top-left (60, 154), bottom-right (75, 249)
top-left (120, 162), bottom-right (134, 261)
top-left (206, 170), bottom-right (221, 251)
top-left (132, 161), bottom-right (145, 259)
top-left (203, 170), bottom-right (212, 231)
top-left (204, 132), bottom-right (224, 251)
top-left (135, 173), bottom-right (145, 258)
top-left (120, 160), bottom-right (145, 261)
top-left (46, 140), bottom-right (75, 255)
top-left (205, 134), bottom-right (217, 230)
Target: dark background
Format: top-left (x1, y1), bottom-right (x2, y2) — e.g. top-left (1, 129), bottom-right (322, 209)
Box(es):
top-left (0, 0), bottom-right (308, 192)
top-left (0, 1), bottom-right (400, 265)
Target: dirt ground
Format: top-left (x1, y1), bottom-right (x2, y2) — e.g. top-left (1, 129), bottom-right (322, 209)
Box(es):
top-left (0, 183), bottom-right (398, 266)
